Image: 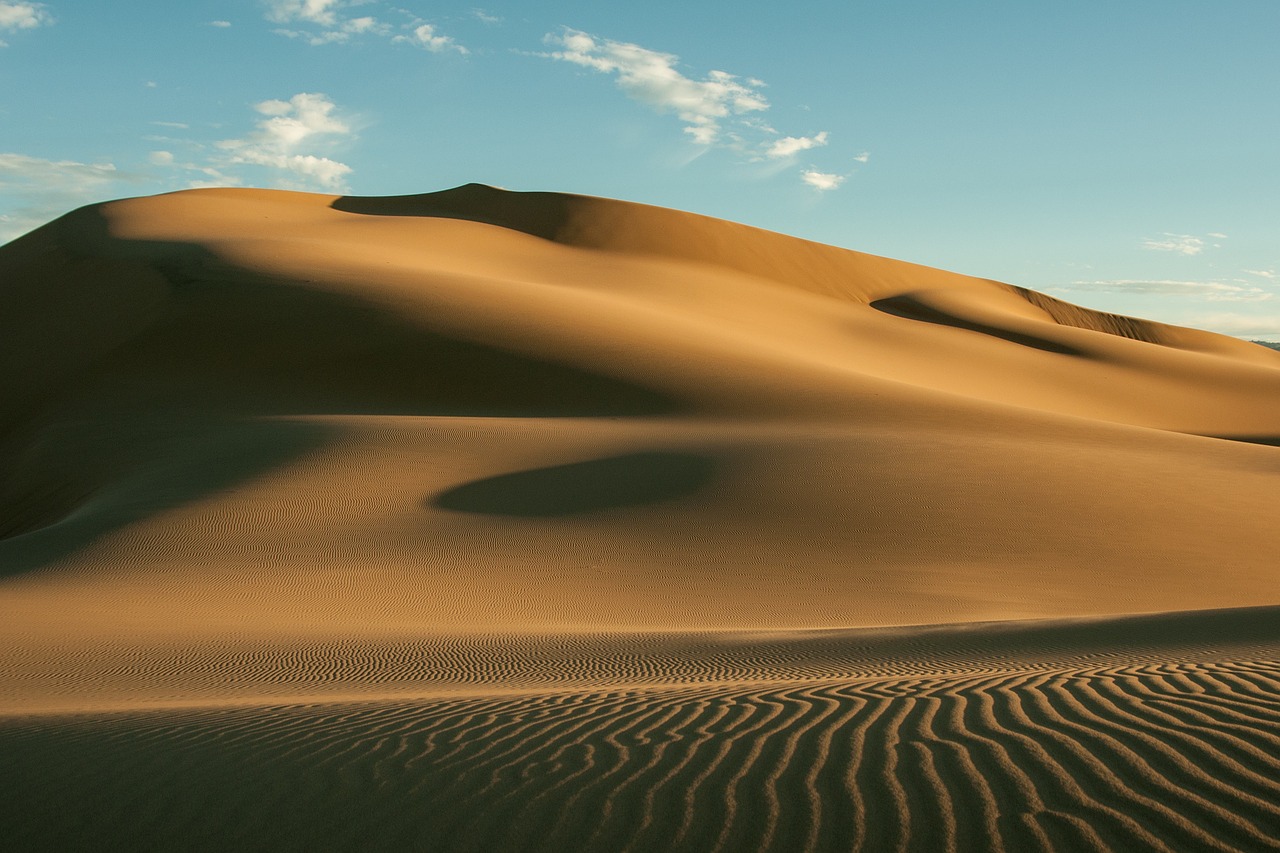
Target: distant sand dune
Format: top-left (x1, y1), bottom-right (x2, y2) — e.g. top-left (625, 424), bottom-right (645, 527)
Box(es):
top-left (2, 185), bottom-right (1278, 850)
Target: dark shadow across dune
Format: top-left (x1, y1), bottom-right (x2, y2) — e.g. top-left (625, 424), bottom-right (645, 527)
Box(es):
top-left (0, 204), bottom-right (683, 579)
top-left (332, 184), bottom-right (576, 243)
top-left (1210, 435), bottom-right (1280, 448)
top-left (871, 294), bottom-right (1085, 356)
top-left (433, 451), bottom-right (717, 517)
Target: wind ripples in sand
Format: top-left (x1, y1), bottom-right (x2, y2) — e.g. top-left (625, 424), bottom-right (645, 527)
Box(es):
top-left (3, 658), bottom-right (1279, 852)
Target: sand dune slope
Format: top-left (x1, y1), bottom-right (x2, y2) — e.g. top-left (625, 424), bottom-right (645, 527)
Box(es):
top-left (2, 185), bottom-right (1279, 850)
top-left (1, 184), bottom-right (1278, 632)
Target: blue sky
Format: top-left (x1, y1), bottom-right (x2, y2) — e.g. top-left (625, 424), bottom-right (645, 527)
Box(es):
top-left (3, 0), bottom-right (1278, 339)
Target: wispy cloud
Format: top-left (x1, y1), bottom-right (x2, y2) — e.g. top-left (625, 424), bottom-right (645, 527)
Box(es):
top-left (0, 91), bottom-right (357, 241)
top-left (1185, 312), bottom-right (1280, 341)
top-left (1062, 279), bottom-right (1274, 302)
top-left (0, 153), bottom-right (135, 242)
top-left (539, 28), bottom-right (862, 189)
top-left (541, 28), bottom-right (769, 146)
top-left (391, 23), bottom-right (466, 54)
top-left (1243, 268), bottom-right (1276, 280)
top-left (0, 1), bottom-right (52, 45)
top-left (801, 170), bottom-right (844, 191)
top-left (765, 131), bottom-right (828, 159)
top-left (274, 15), bottom-right (388, 45)
top-left (1140, 233), bottom-right (1223, 256)
top-left (263, 1), bottom-right (464, 51)
top-left (210, 20), bottom-right (232, 28)
top-left (213, 92), bottom-right (354, 190)
top-left (264, 0), bottom-right (342, 27)
top-left (472, 8), bottom-right (501, 24)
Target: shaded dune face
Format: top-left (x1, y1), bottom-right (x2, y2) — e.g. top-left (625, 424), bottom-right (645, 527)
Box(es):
top-left (0, 184), bottom-right (1278, 632)
top-left (433, 451), bottom-right (718, 517)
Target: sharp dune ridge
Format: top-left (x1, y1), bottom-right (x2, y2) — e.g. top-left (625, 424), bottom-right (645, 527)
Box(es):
top-left (1, 184), bottom-right (1278, 850)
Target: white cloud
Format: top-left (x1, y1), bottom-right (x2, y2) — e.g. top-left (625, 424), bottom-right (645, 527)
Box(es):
top-left (265, 0), bottom-right (396, 44)
top-left (0, 2), bottom-right (51, 31)
top-left (0, 0), bottom-right (49, 45)
top-left (214, 92), bottom-right (353, 190)
top-left (0, 154), bottom-right (132, 242)
top-left (276, 16), bottom-right (389, 45)
top-left (801, 170), bottom-right (844, 191)
top-left (538, 27), bottom-right (866, 189)
top-left (1243, 269), bottom-right (1276, 280)
top-left (1064, 279), bottom-right (1274, 303)
top-left (264, 0), bottom-right (342, 26)
top-left (392, 23), bottom-right (467, 53)
top-left (151, 120), bottom-right (190, 129)
top-left (542, 28), bottom-right (769, 146)
top-left (1140, 233), bottom-right (1208, 256)
top-left (264, 2), bottom-right (466, 51)
top-left (765, 131), bottom-right (829, 159)
top-left (472, 8), bottom-right (501, 24)
top-left (1207, 232), bottom-right (1228, 239)
top-left (1184, 312), bottom-right (1280, 341)
top-left (853, 151), bottom-right (870, 163)
top-left (148, 150), bottom-right (175, 166)
top-left (210, 20), bottom-right (232, 28)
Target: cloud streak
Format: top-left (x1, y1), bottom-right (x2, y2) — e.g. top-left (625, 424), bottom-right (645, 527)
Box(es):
top-left (264, 0), bottom-right (342, 27)
top-left (0, 154), bottom-right (134, 242)
top-left (542, 28), bottom-right (769, 146)
top-left (1185, 312), bottom-right (1280, 341)
top-left (392, 23), bottom-right (466, 53)
top-left (766, 132), bottom-right (829, 159)
top-left (1139, 233), bottom-right (1223, 256)
top-left (539, 28), bottom-right (862, 190)
top-left (1063, 278), bottom-right (1274, 303)
top-left (263, 0), bottom-right (464, 51)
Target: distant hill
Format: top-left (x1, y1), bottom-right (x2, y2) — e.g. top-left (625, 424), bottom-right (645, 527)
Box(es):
top-left (1251, 340), bottom-right (1280, 351)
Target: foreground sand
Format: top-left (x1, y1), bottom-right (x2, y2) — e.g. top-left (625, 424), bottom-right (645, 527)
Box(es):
top-left (1, 185), bottom-right (1278, 850)
top-left (4, 608), bottom-right (1279, 851)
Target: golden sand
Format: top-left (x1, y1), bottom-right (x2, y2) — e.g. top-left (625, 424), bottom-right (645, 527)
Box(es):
top-left (2, 186), bottom-right (1277, 850)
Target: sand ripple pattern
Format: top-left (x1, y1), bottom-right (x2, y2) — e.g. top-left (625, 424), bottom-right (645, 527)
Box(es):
top-left (3, 658), bottom-right (1279, 852)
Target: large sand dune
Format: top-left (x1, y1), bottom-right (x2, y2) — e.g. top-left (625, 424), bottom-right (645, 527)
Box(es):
top-left (2, 185), bottom-right (1278, 850)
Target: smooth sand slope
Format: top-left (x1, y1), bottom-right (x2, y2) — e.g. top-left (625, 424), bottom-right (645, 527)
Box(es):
top-left (1, 185), bottom-right (1278, 850)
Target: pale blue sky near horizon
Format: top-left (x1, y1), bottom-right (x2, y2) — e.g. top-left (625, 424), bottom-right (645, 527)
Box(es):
top-left (2, 0), bottom-right (1278, 339)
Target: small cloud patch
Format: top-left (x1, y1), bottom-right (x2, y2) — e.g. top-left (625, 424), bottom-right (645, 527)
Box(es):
top-left (765, 132), bottom-right (829, 160)
top-left (801, 170), bottom-right (844, 191)
top-left (392, 23), bottom-right (467, 54)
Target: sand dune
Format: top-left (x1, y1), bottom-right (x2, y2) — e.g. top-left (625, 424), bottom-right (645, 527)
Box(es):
top-left (2, 184), bottom-right (1278, 850)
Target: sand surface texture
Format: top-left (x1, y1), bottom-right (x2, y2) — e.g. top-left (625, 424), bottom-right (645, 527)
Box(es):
top-left (2, 185), bottom-right (1278, 850)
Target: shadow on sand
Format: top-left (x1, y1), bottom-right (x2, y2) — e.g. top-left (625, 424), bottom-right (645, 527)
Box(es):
top-left (433, 451), bottom-right (718, 517)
